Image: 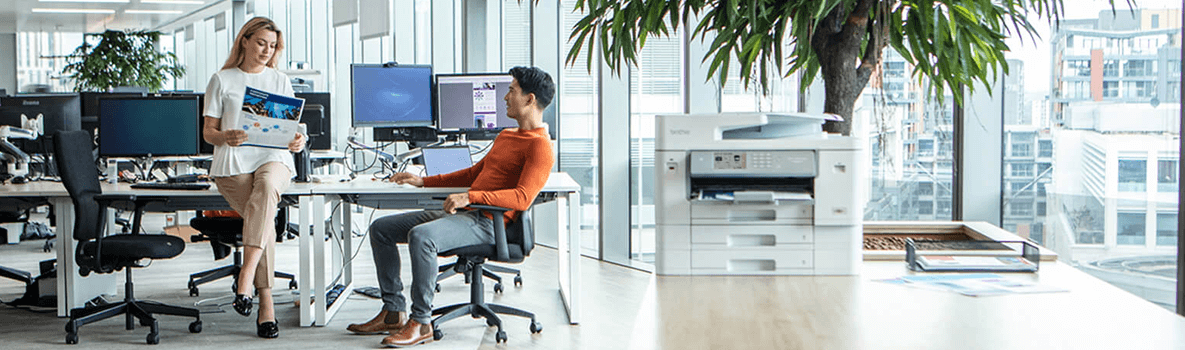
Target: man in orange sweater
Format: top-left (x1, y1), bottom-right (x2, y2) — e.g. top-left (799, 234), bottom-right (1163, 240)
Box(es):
top-left (347, 66), bottom-right (555, 348)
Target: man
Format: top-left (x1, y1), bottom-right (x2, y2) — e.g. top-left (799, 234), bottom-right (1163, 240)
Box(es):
top-left (347, 66), bottom-right (555, 348)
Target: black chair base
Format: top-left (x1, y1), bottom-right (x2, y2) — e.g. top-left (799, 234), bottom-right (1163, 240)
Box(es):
top-left (431, 259), bottom-right (540, 344)
top-left (187, 250), bottom-right (297, 297)
top-left (66, 269), bottom-right (201, 345)
top-left (435, 260), bottom-right (522, 293)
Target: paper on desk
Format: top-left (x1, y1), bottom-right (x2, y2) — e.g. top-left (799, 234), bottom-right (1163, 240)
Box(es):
top-left (875, 273), bottom-right (1067, 297)
top-left (239, 86), bottom-right (304, 149)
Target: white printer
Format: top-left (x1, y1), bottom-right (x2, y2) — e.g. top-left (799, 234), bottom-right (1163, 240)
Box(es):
top-left (655, 113), bottom-right (864, 276)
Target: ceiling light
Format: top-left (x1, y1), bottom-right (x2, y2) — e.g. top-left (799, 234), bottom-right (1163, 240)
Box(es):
top-left (125, 9), bottom-right (184, 14)
top-left (142, 0), bottom-right (205, 4)
top-left (38, 0), bottom-right (129, 3)
top-left (31, 8), bottom-right (117, 14)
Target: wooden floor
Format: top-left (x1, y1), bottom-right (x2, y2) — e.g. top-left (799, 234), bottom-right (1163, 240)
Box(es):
top-left (2, 212), bottom-right (1184, 349)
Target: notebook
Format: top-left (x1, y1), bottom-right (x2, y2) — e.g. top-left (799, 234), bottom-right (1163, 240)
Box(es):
top-left (421, 146), bottom-right (474, 176)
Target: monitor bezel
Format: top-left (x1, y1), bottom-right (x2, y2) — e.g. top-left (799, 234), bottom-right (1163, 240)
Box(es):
top-left (350, 63), bottom-right (435, 128)
top-left (97, 95), bottom-right (202, 158)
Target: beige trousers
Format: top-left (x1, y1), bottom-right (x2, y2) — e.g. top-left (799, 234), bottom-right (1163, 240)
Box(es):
top-left (213, 162), bottom-right (291, 289)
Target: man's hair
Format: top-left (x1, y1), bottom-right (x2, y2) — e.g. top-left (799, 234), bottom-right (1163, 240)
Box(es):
top-left (509, 66), bottom-right (555, 110)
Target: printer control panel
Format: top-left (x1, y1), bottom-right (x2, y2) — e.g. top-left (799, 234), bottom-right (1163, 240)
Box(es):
top-left (690, 150), bottom-right (816, 177)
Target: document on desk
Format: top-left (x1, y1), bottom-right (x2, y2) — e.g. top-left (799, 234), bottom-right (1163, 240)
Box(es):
top-left (876, 274), bottom-right (1067, 297)
top-left (239, 86), bottom-right (304, 149)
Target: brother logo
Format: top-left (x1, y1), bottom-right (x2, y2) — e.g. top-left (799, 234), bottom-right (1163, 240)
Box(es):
top-left (22, 100), bottom-right (39, 106)
top-left (669, 129), bottom-right (690, 135)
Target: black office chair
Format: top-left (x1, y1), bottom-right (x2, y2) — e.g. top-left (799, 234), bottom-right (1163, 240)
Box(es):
top-left (435, 254), bottom-right (521, 293)
top-left (186, 209), bottom-right (298, 296)
top-left (430, 204), bottom-right (542, 344)
top-left (54, 130), bottom-right (201, 345)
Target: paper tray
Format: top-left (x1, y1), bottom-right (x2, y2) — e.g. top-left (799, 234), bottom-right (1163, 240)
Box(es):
top-left (905, 238), bottom-right (1040, 273)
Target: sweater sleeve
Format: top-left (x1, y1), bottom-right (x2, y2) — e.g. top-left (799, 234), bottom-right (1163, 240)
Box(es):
top-left (422, 156), bottom-right (484, 187)
top-left (468, 139), bottom-right (553, 211)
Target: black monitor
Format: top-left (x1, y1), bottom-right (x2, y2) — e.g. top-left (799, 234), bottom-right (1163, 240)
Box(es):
top-left (80, 92), bottom-right (147, 137)
top-left (97, 96), bottom-right (201, 157)
top-left (435, 73), bottom-right (516, 136)
top-left (0, 94), bottom-right (82, 153)
top-left (295, 92), bottom-right (331, 150)
top-left (350, 64), bottom-right (434, 128)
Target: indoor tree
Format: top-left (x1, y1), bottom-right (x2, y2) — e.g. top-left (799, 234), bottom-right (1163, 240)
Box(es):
top-left (567, 0), bottom-right (1126, 135)
top-left (61, 30), bottom-right (185, 92)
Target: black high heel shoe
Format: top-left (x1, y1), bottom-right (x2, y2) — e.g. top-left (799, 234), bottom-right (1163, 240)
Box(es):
top-left (232, 294), bottom-right (253, 317)
top-left (257, 318), bottom-right (279, 338)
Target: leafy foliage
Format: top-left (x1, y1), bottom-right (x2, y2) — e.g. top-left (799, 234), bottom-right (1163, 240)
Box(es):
top-left (61, 30), bottom-right (185, 92)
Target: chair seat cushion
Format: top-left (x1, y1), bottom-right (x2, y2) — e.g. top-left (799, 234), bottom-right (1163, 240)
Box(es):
top-left (80, 234), bottom-right (185, 260)
top-left (440, 244), bottom-right (525, 263)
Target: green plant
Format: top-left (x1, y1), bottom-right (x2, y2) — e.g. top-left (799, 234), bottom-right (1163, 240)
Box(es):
top-left (566, 0), bottom-right (1131, 135)
top-left (61, 30), bottom-right (185, 92)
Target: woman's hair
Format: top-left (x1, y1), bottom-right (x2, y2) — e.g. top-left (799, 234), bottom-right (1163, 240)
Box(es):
top-left (221, 17), bottom-right (285, 70)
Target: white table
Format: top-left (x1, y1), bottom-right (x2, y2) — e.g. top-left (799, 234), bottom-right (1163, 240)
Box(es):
top-left (299, 173), bottom-right (582, 326)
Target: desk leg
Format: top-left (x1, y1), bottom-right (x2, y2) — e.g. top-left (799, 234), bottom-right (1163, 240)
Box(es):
top-left (321, 198), bottom-right (353, 326)
top-left (299, 195), bottom-right (313, 326)
top-left (51, 197), bottom-right (117, 318)
top-left (558, 191), bottom-right (582, 324)
top-left (313, 195), bottom-right (327, 326)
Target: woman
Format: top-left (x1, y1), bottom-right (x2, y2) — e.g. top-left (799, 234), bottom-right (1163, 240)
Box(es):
top-left (202, 16), bottom-right (305, 339)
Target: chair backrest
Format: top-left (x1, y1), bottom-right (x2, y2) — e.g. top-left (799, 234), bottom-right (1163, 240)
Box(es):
top-left (53, 130), bottom-right (105, 241)
top-left (512, 208), bottom-right (534, 257)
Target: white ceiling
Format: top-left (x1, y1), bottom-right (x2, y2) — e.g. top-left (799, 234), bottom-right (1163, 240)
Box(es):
top-left (0, 0), bottom-right (216, 34)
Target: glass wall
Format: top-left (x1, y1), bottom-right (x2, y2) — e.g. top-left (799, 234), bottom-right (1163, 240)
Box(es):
top-left (629, 30), bottom-right (683, 263)
top-left (558, 0), bottom-right (601, 256)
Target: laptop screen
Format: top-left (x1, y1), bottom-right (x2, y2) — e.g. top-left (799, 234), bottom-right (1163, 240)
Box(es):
top-left (421, 146), bottom-right (474, 176)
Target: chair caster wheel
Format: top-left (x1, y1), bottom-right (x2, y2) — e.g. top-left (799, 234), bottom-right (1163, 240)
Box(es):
top-left (66, 333), bottom-right (78, 344)
top-left (530, 321), bottom-right (542, 333)
top-left (189, 320), bottom-right (202, 333)
top-left (289, 280), bottom-right (298, 290)
top-left (189, 287), bottom-right (199, 297)
top-left (435, 283), bottom-right (441, 293)
top-left (146, 332), bottom-right (159, 345)
top-left (495, 330), bottom-right (507, 343)
top-left (493, 283), bottom-right (503, 294)
top-left (514, 275), bottom-right (523, 287)
top-left (433, 329), bottom-right (443, 341)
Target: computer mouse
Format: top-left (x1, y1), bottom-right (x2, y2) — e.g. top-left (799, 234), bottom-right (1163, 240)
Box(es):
top-left (10, 176), bottom-right (27, 184)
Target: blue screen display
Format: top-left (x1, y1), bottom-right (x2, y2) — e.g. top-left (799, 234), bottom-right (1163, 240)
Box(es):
top-left (351, 65), bottom-right (434, 127)
top-left (98, 97), bottom-right (200, 157)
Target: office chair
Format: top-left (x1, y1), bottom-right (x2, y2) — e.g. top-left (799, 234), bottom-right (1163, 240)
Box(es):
top-left (54, 130), bottom-right (201, 345)
top-left (435, 257), bottom-right (521, 293)
top-left (430, 204), bottom-right (542, 344)
top-left (186, 209), bottom-right (298, 297)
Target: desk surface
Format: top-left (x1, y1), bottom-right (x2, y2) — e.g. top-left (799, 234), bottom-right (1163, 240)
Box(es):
top-left (309, 173), bottom-right (580, 194)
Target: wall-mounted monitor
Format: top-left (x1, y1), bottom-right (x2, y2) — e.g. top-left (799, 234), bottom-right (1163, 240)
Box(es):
top-left (98, 96), bottom-right (201, 157)
top-left (350, 64), bottom-right (434, 128)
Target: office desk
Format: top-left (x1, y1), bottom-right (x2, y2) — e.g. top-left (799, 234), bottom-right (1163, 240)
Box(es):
top-left (300, 173), bottom-right (582, 327)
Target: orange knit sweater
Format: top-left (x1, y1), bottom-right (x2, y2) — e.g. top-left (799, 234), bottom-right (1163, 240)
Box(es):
top-left (423, 127), bottom-right (553, 223)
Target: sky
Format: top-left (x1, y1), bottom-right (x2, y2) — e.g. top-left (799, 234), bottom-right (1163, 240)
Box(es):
top-left (1004, 0), bottom-right (1183, 94)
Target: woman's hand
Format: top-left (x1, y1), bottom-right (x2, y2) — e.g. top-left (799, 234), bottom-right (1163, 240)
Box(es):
top-left (224, 129), bottom-right (248, 146)
top-left (387, 172), bottom-right (424, 187)
top-left (288, 133), bottom-right (306, 153)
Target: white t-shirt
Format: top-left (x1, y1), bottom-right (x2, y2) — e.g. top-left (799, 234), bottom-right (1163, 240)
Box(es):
top-left (203, 67), bottom-right (297, 177)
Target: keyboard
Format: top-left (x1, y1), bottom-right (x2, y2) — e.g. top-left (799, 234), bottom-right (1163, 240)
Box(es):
top-left (130, 182), bottom-right (211, 190)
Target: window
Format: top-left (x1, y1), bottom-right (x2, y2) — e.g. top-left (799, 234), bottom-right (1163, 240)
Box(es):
top-left (1038, 163), bottom-right (1052, 176)
top-left (1102, 81), bottom-right (1119, 98)
top-left (918, 139), bottom-right (935, 157)
top-left (1117, 212), bottom-right (1146, 245)
top-left (1123, 60), bottom-right (1153, 77)
top-left (1158, 213), bottom-right (1178, 246)
top-left (1124, 81), bottom-right (1155, 98)
top-left (502, 0), bottom-right (532, 69)
top-left (1011, 182), bottom-right (1028, 194)
top-left (1065, 60), bottom-right (1090, 77)
top-left (1011, 163), bottom-right (1034, 177)
top-left (1036, 202), bottom-right (1046, 216)
top-left (1152, 14), bottom-right (1160, 28)
top-left (1102, 60), bottom-right (1119, 77)
top-left (1118, 159), bottom-right (1147, 192)
top-left (917, 201), bottom-right (933, 215)
top-left (884, 61), bottom-right (906, 78)
top-left (1158, 159), bottom-right (1178, 192)
top-left (560, 0), bottom-right (601, 256)
top-left (1038, 140), bottom-right (1053, 157)
top-left (915, 183), bottom-right (934, 196)
top-left (1010, 200), bottom-right (1034, 216)
top-left (630, 27), bottom-right (684, 264)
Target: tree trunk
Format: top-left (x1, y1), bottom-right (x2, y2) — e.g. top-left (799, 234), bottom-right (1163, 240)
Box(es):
top-left (811, 0), bottom-right (882, 136)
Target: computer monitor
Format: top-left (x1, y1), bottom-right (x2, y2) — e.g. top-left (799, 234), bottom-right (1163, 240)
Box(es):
top-left (420, 146), bottom-right (473, 176)
top-left (97, 96), bottom-right (201, 157)
top-left (80, 92), bottom-right (147, 137)
top-left (350, 64), bottom-right (434, 128)
top-left (435, 73), bottom-right (515, 133)
top-left (0, 94), bottom-right (82, 153)
top-left (295, 92), bottom-right (331, 150)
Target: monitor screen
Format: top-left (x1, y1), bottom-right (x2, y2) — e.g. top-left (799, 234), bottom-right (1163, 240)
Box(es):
top-left (295, 92), bottom-right (331, 150)
top-left (420, 146), bottom-right (473, 176)
top-left (435, 73), bottom-right (515, 132)
top-left (0, 94), bottom-right (82, 153)
top-left (98, 96), bottom-right (201, 157)
top-left (351, 64), bottom-right (434, 127)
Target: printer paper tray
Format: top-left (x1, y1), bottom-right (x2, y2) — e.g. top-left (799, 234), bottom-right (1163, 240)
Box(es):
top-left (690, 202), bottom-right (813, 224)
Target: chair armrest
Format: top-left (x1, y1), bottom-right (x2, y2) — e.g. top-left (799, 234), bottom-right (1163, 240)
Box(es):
top-left (469, 204), bottom-right (510, 261)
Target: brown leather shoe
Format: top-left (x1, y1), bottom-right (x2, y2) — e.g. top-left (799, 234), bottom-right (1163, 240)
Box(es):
top-left (347, 310), bottom-right (407, 335)
top-left (380, 319), bottom-right (433, 347)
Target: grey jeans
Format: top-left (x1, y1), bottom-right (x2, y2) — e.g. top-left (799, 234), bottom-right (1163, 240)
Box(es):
top-left (368, 209), bottom-right (494, 324)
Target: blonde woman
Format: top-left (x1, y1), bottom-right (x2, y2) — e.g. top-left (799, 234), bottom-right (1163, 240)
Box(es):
top-left (202, 16), bottom-right (305, 339)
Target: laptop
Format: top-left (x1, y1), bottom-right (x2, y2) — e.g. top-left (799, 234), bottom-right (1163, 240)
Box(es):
top-left (421, 146), bottom-right (474, 176)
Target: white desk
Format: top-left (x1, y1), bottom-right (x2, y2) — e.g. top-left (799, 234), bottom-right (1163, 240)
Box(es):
top-left (300, 173), bottom-right (582, 327)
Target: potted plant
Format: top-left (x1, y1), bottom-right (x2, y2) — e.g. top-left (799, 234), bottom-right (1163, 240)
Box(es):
top-left (61, 30), bottom-right (185, 92)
